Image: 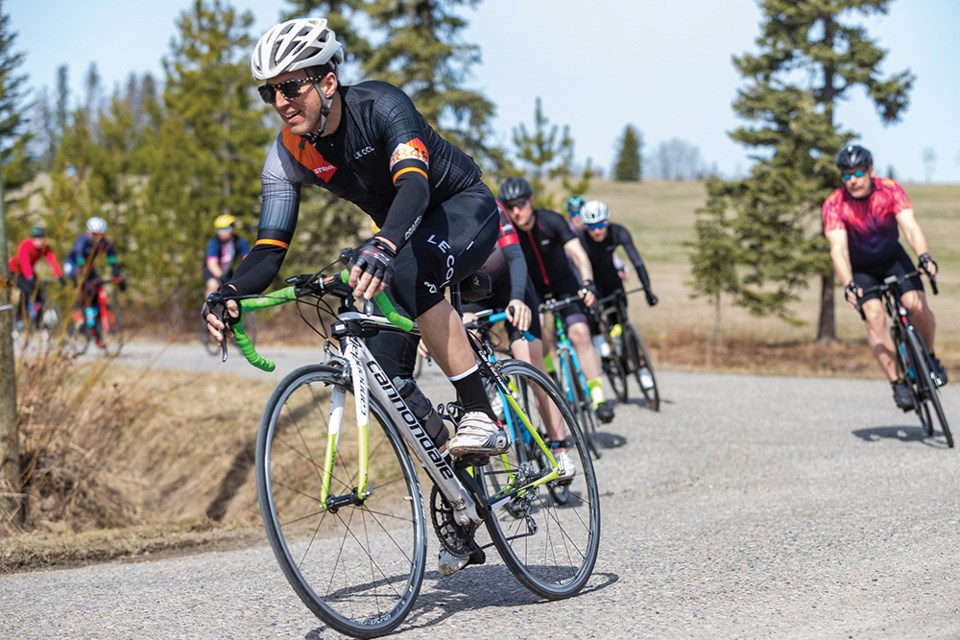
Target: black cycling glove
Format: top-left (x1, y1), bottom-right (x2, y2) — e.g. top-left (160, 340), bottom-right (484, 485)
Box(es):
top-left (352, 237), bottom-right (397, 288)
top-left (646, 291), bottom-right (659, 307)
top-left (844, 280), bottom-right (859, 302)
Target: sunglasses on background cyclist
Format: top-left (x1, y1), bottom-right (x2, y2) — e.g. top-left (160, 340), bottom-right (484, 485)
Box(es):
top-left (841, 169), bottom-right (868, 181)
top-left (586, 221), bottom-right (608, 231)
top-left (257, 77), bottom-right (312, 104)
top-left (504, 197), bottom-right (529, 210)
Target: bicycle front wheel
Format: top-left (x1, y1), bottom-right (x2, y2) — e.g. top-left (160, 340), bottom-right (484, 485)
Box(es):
top-left (478, 360), bottom-right (601, 600)
top-left (256, 364), bottom-right (427, 638)
top-left (906, 331), bottom-right (953, 448)
top-left (626, 324), bottom-right (660, 411)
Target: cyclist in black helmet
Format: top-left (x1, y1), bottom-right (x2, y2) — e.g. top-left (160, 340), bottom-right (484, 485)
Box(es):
top-left (499, 177), bottom-right (615, 424)
top-left (823, 143), bottom-right (946, 410)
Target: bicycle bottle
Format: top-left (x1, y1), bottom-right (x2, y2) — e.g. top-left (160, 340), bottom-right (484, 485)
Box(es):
top-left (394, 377), bottom-right (449, 447)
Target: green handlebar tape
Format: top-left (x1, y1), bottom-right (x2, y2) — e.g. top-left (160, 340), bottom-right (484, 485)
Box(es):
top-left (239, 286), bottom-right (296, 311)
top-left (338, 269), bottom-right (414, 332)
top-left (233, 323), bottom-right (275, 372)
top-left (230, 272), bottom-right (416, 371)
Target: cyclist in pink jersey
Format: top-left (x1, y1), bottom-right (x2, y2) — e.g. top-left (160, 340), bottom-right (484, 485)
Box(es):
top-left (822, 144), bottom-right (946, 410)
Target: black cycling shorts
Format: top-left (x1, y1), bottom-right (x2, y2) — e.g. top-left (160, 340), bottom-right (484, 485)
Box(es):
top-left (853, 246), bottom-right (923, 303)
top-left (366, 182), bottom-right (499, 380)
top-left (386, 182), bottom-right (498, 319)
top-left (463, 274), bottom-right (543, 342)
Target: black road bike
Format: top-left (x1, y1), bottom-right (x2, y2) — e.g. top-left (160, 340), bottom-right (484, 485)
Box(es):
top-left (857, 271), bottom-right (952, 448)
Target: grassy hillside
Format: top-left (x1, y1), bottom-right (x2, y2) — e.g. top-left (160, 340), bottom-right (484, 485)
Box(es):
top-left (576, 179), bottom-right (960, 353)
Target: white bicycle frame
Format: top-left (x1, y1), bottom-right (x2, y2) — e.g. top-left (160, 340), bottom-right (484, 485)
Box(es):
top-left (322, 310), bottom-right (483, 526)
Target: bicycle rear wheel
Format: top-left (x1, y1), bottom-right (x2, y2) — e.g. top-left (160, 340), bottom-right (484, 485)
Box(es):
top-left (602, 346), bottom-right (629, 403)
top-left (905, 331), bottom-right (953, 448)
top-left (477, 360), bottom-right (601, 599)
top-left (100, 305), bottom-right (124, 356)
top-left (626, 324), bottom-right (660, 411)
top-left (256, 364), bottom-right (427, 638)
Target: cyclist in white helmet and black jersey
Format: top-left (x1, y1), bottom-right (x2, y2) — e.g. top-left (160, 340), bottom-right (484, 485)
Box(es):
top-left (203, 18), bottom-right (507, 467)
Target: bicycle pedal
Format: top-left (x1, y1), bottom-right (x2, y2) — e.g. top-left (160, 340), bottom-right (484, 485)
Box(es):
top-left (457, 453), bottom-right (490, 467)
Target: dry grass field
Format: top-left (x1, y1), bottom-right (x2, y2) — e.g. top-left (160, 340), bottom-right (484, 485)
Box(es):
top-left (580, 178), bottom-right (960, 361)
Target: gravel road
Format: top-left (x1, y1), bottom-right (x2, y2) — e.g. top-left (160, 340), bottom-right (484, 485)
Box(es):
top-left (3, 343), bottom-right (960, 639)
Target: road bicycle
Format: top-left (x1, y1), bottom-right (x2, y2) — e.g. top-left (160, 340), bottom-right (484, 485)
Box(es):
top-left (215, 256), bottom-right (600, 638)
top-left (464, 308), bottom-right (573, 505)
top-left (67, 276), bottom-right (125, 356)
top-left (11, 279), bottom-right (63, 353)
top-left (856, 270), bottom-right (952, 448)
top-left (594, 288), bottom-right (660, 411)
top-left (539, 295), bottom-right (604, 460)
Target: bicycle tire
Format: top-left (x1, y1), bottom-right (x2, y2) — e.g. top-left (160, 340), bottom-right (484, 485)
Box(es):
top-left (905, 330), bottom-right (953, 448)
top-left (626, 324), bottom-right (660, 412)
top-left (100, 306), bottom-right (124, 356)
top-left (476, 360), bottom-right (601, 599)
top-left (893, 327), bottom-right (933, 437)
top-left (558, 349), bottom-right (602, 459)
top-left (603, 349), bottom-right (629, 403)
top-left (201, 318), bottom-right (220, 355)
top-left (256, 364), bottom-right (427, 638)
top-left (66, 317), bottom-right (91, 356)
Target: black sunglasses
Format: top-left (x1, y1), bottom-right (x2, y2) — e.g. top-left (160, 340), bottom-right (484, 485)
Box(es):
top-left (257, 78), bottom-right (312, 104)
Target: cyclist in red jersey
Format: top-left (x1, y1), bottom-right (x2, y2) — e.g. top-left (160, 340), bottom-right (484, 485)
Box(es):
top-left (8, 224), bottom-right (65, 329)
top-left (823, 144), bottom-right (946, 410)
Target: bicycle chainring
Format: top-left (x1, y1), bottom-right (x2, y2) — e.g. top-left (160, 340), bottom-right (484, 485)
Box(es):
top-left (429, 484), bottom-right (479, 557)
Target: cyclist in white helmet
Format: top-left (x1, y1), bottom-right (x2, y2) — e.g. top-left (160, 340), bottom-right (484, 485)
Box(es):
top-left (203, 19), bottom-right (508, 561)
top-left (65, 216), bottom-right (125, 347)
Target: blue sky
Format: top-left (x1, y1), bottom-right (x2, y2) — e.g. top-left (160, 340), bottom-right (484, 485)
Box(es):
top-left (8, 0), bottom-right (960, 183)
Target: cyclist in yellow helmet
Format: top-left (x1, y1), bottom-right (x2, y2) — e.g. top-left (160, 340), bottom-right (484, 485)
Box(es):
top-left (204, 215), bottom-right (250, 298)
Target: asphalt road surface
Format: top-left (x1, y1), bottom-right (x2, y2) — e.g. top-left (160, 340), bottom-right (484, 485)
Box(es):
top-left (4, 342), bottom-right (960, 639)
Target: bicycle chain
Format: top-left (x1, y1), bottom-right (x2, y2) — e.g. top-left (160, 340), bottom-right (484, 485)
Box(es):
top-left (429, 484), bottom-right (480, 557)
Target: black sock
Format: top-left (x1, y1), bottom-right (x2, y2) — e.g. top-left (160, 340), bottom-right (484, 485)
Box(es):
top-left (450, 366), bottom-right (496, 421)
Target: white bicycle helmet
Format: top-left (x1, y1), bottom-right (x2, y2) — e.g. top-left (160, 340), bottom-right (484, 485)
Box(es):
top-left (86, 216), bottom-right (108, 234)
top-left (251, 18), bottom-right (344, 81)
top-left (580, 200), bottom-right (610, 226)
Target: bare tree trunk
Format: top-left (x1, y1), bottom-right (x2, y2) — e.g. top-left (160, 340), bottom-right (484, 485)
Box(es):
top-left (0, 178), bottom-right (22, 524)
top-left (817, 272), bottom-right (836, 343)
top-left (713, 293), bottom-right (723, 350)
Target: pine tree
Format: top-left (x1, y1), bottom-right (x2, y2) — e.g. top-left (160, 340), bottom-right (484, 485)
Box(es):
top-left (687, 179), bottom-right (742, 347)
top-left (0, 5), bottom-right (35, 199)
top-left (139, 0), bottom-right (272, 307)
top-left (613, 124), bottom-right (642, 182)
top-left (511, 97), bottom-right (584, 210)
top-left (701, 0), bottom-right (913, 339)
top-left (281, 1), bottom-right (372, 64)
top-left (363, 0), bottom-right (509, 174)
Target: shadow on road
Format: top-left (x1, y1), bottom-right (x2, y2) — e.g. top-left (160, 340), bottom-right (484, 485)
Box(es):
top-left (851, 424), bottom-right (950, 449)
top-left (301, 566), bottom-right (619, 638)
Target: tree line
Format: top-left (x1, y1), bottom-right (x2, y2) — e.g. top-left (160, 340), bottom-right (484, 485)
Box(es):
top-left (1, 0), bottom-right (608, 323)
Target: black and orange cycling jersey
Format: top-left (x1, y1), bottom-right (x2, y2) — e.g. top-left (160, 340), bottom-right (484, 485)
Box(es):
top-left (822, 177), bottom-right (912, 267)
top-left (578, 223), bottom-right (652, 298)
top-left (231, 80), bottom-right (490, 298)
